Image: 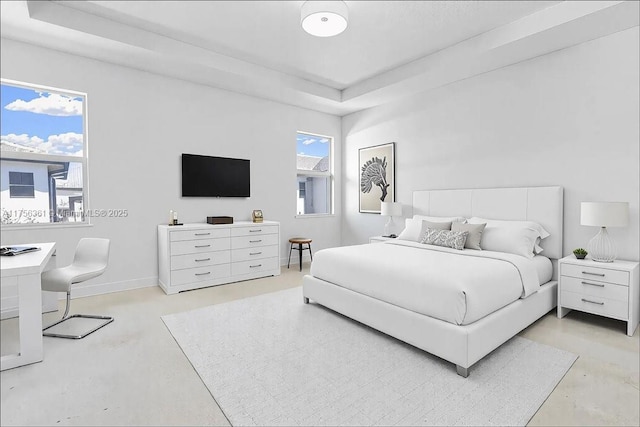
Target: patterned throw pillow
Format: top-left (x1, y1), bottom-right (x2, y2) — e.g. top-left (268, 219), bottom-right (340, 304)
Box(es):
top-left (420, 228), bottom-right (469, 250)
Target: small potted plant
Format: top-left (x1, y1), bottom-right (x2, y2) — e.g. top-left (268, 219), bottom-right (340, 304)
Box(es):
top-left (573, 248), bottom-right (588, 260)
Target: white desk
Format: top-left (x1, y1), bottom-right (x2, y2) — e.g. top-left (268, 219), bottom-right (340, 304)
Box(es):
top-left (1, 242), bottom-right (56, 371)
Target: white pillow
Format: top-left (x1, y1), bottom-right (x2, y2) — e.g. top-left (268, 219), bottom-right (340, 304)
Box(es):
top-left (397, 218), bottom-right (423, 241)
top-left (413, 215), bottom-right (467, 224)
top-left (467, 217), bottom-right (551, 258)
top-left (398, 218), bottom-right (454, 242)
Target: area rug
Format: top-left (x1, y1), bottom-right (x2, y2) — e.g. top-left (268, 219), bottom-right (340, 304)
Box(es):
top-left (162, 288), bottom-right (577, 426)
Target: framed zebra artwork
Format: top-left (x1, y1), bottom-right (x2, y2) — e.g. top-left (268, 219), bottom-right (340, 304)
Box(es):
top-left (359, 142), bottom-right (395, 213)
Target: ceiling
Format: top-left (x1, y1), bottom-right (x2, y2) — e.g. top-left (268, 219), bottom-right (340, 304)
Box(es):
top-left (1, 1), bottom-right (638, 116)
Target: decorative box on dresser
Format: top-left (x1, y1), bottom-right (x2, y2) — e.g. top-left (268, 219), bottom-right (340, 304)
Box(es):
top-left (557, 256), bottom-right (639, 336)
top-left (158, 221), bottom-right (280, 295)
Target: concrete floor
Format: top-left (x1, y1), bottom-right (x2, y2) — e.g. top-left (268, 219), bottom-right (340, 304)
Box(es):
top-left (1, 265), bottom-right (638, 426)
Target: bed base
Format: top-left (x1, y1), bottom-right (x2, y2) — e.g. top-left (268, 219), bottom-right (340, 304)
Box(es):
top-left (302, 275), bottom-right (557, 377)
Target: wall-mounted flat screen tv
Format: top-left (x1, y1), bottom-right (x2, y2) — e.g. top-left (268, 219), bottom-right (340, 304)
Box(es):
top-left (181, 153), bottom-right (250, 197)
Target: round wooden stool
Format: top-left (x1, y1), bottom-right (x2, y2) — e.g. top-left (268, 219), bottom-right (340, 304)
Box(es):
top-left (287, 238), bottom-right (313, 271)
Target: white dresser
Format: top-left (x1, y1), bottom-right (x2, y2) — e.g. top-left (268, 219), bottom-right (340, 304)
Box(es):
top-left (158, 221), bottom-right (280, 294)
top-left (557, 256), bottom-right (639, 336)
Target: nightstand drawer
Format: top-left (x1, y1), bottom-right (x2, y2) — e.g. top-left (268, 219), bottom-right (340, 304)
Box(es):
top-left (560, 276), bottom-right (628, 302)
top-left (561, 290), bottom-right (628, 320)
top-left (561, 263), bottom-right (629, 286)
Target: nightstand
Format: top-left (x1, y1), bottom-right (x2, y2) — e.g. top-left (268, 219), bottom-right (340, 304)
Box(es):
top-left (557, 256), bottom-right (639, 336)
top-left (369, 236), bottom-right (396, 244)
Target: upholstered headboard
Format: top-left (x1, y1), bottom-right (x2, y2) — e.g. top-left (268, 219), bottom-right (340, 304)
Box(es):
top-left (412, 186), bottom-right (563, 260)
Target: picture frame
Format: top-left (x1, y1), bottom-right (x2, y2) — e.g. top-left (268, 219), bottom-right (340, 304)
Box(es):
top-left (252, 209), bottom-right (264, 223)
top-left (359, 142), bottom-right (395, 213)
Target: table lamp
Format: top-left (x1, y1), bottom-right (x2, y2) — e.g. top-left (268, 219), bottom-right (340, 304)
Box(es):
top-left (580, 202), bottom-right (629, 262)
top-left (381, 202), bottom-right (402, 237)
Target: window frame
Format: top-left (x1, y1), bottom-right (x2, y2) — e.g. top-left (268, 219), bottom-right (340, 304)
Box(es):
top-left (9, 171), bottom-right (35, 198)
top-left (0, 78), bottom-right (90, 228)
top-left (295, 131), bottom-right (334, 217)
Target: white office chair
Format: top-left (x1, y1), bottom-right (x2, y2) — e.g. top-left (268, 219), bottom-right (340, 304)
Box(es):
top-left (41, 238), bottom-right (113, 339)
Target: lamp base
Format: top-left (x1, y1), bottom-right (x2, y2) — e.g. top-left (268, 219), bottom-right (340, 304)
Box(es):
top-left (587, 227), bottom-right (617, 263)
top-left (383, 217), bottom-right (392, 237)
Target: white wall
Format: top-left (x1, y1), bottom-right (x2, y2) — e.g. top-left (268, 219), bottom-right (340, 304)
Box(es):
top-left (0, 38), bottom-right (342, 296)
top-left (342, 28), bottom-right (640, 262)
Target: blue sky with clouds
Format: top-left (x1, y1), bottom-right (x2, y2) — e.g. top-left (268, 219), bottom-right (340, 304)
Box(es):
top-left (1, 83), bottom-right (84, 155)
top-left (296, 132), bottom-right (330, 157)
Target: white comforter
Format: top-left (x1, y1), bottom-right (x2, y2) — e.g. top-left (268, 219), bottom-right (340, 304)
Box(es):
top-left (309, 240), bottom-right (550, 325)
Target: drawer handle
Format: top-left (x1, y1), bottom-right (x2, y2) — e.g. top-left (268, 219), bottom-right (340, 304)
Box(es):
top-left (249, 264), bottom-right (262, 268)
top-left (249, 252), bottom-right (262, 255)
top-left (194, 233), bottom-right (210, 236)
top-left (249, 229), bottom-right (262, 233)
top-left (582, 271), bottom-right (605, 277)
top-left (581, 298), bottom-right (604, 306)
top-left (249, 240), bottom-right (262, 243)
top-left (195, 258), bottom-right (211, 262)
top-left (195, 244), bottom-right (211, 248)
top-left (195, 272), bottom-right (211, 276)
top-left (581, 281), bottom-right (605, 288)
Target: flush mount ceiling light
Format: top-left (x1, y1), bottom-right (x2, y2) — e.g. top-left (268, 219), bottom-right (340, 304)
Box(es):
top-left (301, 1), bottom-right (348, 37)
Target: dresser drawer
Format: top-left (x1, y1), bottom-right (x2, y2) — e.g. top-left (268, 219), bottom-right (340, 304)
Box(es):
top-left (561, 263), bottom-right (629, 286)
top-left (561, 290), bottom-right (628, 320)
top-left (171, 251), bottom-right (231, 271)
top-left (170, 228), bottom-right (230, 242)
top-left (171, 238), bottom-right (230, 256)
top-left (170, 264), bottom-right (231, 286)
top-left (560, 276), bottom-right (628, 302)
top-left (231, 245), bottom-right (278, 263)
top-left (231, 225), bottom-right (278, 237)
top-left (232, 257), bottom-right (279, 276)
top-left (231, 234), bottom-right (279, 249)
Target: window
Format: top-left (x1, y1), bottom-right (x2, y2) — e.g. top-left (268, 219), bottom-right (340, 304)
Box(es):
top-left (296, 132), bottom-right (332, 215)
top-left (1, 79), bottom-right (87, 225)
top-left (9, 172), bottom-right (35, 198)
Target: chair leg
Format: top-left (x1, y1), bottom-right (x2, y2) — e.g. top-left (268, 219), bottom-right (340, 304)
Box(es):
top-left (61, 291), bottom-right (71, 320)
top-left (308, 243), bottom-right (313, 261)
top-left (287, 243), bottom-right (293, 268)
top-left (43, 291), bottom-right (114, 339)
top-left (298, 243), bottom-right (303, 271)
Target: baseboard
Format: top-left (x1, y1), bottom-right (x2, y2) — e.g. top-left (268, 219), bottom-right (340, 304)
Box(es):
top-left (280, 254), bottom-right (312, 267)
top-left (69, 276), bottom-right (159, 299)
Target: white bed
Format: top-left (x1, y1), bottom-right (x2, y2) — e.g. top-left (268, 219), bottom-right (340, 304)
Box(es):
top-left (303, 186), bottom-right (563, 377)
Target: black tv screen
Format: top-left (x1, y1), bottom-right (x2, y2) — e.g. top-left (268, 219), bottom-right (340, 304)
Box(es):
top-left (181, 154), bottom-right (250, 197)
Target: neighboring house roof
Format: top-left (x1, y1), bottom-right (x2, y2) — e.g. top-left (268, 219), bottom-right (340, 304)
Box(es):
top-left (0, 149), bottom-right (75, 184)
top-left (313, 156), bottom-right (329, 172)
top-left (0, 140), bottom-right (45, 153)
top-left (297, 154), bottom-right (329, 172)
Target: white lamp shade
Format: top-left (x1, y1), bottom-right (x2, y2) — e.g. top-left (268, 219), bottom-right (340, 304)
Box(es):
top-left (581, 202), bottom-right (629, 227)
top-left (380, 202), bottom-right (402, 217)
top-left (301, 1), bottom-right (348, 37)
